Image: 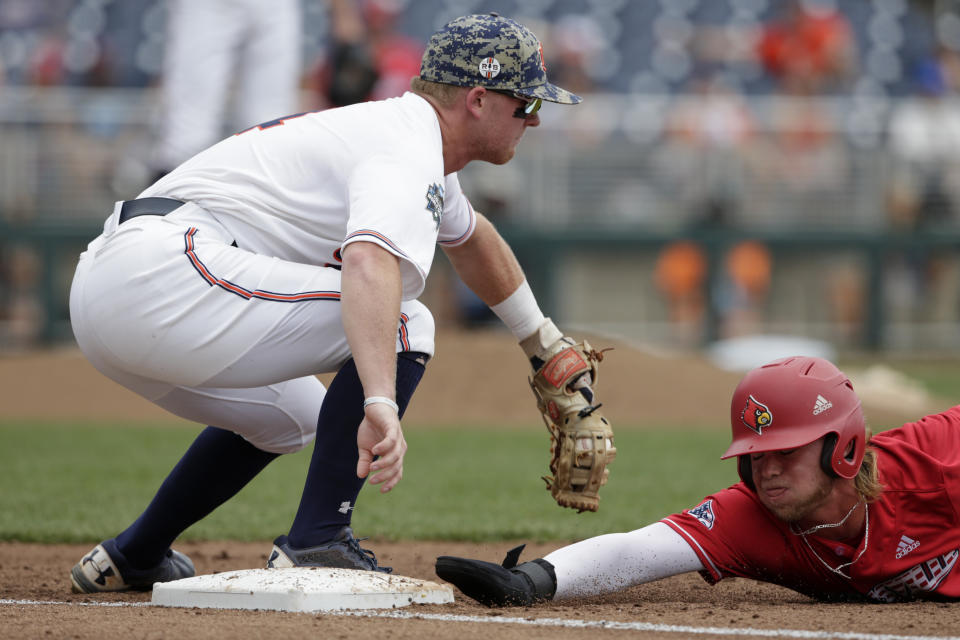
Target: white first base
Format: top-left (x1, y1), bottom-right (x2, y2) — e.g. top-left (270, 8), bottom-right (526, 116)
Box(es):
top-left (151, 567), bottom-right (454, 612)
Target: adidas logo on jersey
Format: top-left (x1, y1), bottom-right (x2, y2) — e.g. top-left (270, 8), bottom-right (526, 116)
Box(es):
top-left (812, 394), bottom-right (833, 415)
top-left (896, 534), bottom-right (920, 559)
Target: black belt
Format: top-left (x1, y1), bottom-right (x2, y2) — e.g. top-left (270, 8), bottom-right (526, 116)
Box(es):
top-left (119, 196), bottom-right (238, 248)
top-left (118, 197), bottom-right (185, 224)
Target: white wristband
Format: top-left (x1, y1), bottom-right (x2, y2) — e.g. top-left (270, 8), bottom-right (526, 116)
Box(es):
top-left (490, 280), bottom-right (545, 340)
top-left (363, 396), bottom-right (399, 412)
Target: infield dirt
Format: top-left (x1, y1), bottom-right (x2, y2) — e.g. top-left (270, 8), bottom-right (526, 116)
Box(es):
top-left (2, 329), bottom-right (958, 639)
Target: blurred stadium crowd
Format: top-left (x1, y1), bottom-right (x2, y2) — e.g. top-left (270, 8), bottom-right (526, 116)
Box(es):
top-left (1, 0), bottom-right (960, 353)
top-left (1, 0), bottom-right (956, 95)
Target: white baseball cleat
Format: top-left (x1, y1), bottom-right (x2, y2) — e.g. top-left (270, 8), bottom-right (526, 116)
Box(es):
top-left (70, 538), bottom-right (195, 593)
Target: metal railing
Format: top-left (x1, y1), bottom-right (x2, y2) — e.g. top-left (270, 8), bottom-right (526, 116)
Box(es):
top-left (1, 87), bottom-right (959, 352)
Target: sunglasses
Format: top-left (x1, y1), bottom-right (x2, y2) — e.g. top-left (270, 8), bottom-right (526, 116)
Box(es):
top-left (489, 89), bottom-right (542, 119)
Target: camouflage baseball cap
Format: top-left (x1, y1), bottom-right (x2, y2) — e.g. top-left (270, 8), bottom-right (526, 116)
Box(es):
top-left (420, 13), bottom-right (582, 105)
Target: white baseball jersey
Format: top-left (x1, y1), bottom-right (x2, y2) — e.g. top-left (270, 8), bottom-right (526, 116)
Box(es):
top-left (71, 92), bottom-right (475, 453)
top-left (143, 92), bottom-right (476, 299)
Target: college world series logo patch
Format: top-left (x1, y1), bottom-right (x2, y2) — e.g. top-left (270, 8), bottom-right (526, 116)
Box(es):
top-left (425, 183), bottom-right (444, 230)
top-left (688, 499), bottom-right (716, 530)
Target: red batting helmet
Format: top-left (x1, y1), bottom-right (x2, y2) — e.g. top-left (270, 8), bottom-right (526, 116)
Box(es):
top-left (721, 356), bottom-right (865, 490)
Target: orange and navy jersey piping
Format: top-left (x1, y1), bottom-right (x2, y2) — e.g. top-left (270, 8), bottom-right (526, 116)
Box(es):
top-left (397, 312), bottom-right (411, 351)
top-left (184, 227), bottom-right (340, 303)
top-left (341, 229), bottom-right (412, 261)
top-left (184, 228), bottom-right (414, 349)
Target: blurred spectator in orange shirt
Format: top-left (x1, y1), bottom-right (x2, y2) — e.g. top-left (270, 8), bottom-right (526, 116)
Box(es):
top-left (655, 240), bottom-right (708, 336)
top-left (756, 0), bottom-right (857, 94)
top-left (718, 240), bottom-right (773, 339)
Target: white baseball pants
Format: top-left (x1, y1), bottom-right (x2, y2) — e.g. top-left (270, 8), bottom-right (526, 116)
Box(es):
top-left (70, 202), bottom-right (435, 453)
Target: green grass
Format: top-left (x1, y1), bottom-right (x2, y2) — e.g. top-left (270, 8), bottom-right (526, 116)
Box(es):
top-left (0, 421), bottom-right (736, 544)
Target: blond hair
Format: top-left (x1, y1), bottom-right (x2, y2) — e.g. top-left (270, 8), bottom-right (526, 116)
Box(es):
top-left (855, 428), bottom-right (883, 503)
top-left (409, 76), bottom-right (463, 107)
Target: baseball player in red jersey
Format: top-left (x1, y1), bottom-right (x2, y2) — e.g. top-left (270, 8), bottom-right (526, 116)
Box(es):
top-left (438, 356), bottom-right (960, 604)
top-left (68, 14), bottom-right (586, 593)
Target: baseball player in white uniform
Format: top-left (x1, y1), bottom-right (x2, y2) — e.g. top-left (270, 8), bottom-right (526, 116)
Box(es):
top-left (152, 0), bottom-right (302, 177)
top-left (69, 13), bottom-right (583, 592)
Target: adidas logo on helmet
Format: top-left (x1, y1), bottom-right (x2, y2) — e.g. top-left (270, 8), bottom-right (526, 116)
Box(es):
top-left (813, 394), bottom-right (833, 415)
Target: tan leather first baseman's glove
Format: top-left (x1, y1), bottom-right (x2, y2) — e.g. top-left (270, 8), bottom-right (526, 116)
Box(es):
top-left (521, 320), bottom-right (616, 513)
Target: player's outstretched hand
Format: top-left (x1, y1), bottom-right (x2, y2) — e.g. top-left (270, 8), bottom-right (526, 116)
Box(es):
top-left (356, 403), bottom-right (407, 493)
top-left (435, 545), bottom-right (556, 607)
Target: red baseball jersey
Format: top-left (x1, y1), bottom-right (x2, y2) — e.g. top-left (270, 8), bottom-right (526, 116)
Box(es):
top-left (662, 406), bottom-right (960, 602)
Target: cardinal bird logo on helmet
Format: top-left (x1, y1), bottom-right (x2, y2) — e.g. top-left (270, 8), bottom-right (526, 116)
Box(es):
top-left (741, 395), bottom-right (772, 435)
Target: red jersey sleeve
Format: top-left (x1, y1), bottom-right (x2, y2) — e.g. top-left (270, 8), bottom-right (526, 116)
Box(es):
top-left (875, 406), bottom-right (960, 465)
top-left (873, 406), bottom-right (960, 511)
top-left (661, 484), bottom-right (854, 599)
top-left (662, 484), bottom-right (797, 582)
